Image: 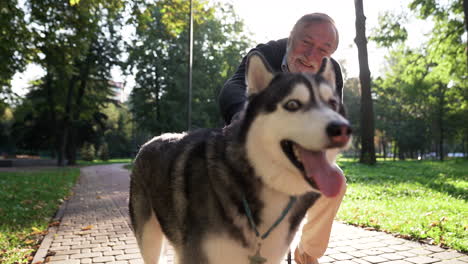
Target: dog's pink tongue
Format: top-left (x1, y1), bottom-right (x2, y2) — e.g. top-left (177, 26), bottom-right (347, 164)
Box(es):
top-left (297, 147), bottom-right (344, 197)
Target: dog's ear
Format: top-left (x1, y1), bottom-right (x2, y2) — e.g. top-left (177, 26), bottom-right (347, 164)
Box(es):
top-left (317, 57), bottom-right (336, 90)
top-left (245, 51), bottom-right (274, 96)
top-left (318, 57), bottom-right (344, 101)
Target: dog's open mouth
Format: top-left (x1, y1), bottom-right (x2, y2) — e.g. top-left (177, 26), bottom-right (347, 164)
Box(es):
top-left (281, 140), bottom-right (344, 197)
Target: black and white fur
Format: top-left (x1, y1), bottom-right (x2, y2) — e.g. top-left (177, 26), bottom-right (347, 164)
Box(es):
top-left (129, 52), bottom-right (351, 264)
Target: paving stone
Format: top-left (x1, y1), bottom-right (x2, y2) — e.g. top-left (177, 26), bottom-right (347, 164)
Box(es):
top-left (352, 259), bottom-right (372, 264)
top-left (115, 253), bottom-right (141, 260)
top-left (349, 251), bottom-right (369, 258)
top-left (49, 255), bottom-right (69, 261)
top-left (409, 248), bottom-right (435, 255)
top-left (390, 245), bottom-right (414, 251)
top-left (379, 253), bottom-right (406, 260)
top-left (54, 249), bottom-right (81, 255)
top-left (319, 256), bottom-right (335, 263)
top-left (336, 246), bottom-right (359, 253)
top-left (70, 252), bottom-right (102, 259)
top-left (431, 252), bottom-right (466, 260)
top-left (129, 260), bottom-right (145, 264)
top-left (360, 249), bottom-right (385, 256)
top-left (92, 256), bottom-right (115, 262)
top-left (334, 261), bottom-right (359, 264)
top-left (380, 261), bottom-right (413, 264)
top-left (376, 247), bottom-right (397, 253)
top-left (362, 256), bottom-right (389, 263)
top-left (406, 256), bottom-right (440, 264)
top-left (81, 258), bottom-right (92, 264)
top-left (103, 250), bottom-right (124, 256)
top-left (49, 260), bottom-right (80, 264)
top-left (125, 248), bottom-right (141, 254)
top-left (91, 246), bottom-right (112, 252)
top-left (329, 253), bottom-right (354, 261)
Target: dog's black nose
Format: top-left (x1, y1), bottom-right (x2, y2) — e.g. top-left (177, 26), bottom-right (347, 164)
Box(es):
top-left (326, 122), bottom-right (352, 138)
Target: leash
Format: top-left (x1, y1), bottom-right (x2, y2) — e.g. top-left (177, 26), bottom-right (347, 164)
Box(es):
top-left (242, 195), bottom-right (297, 264)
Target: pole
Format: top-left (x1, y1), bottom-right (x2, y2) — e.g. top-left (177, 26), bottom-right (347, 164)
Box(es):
top-left (187, 0), bottom-right (193, 131)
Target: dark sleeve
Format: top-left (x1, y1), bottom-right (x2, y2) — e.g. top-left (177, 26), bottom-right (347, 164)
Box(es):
top-left (218, 39), bottom-right (287, 124)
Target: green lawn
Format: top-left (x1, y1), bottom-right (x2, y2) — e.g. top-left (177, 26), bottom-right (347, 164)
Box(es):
top-left (0, 168), bottom-right (80, 264)
top-left (337, 158), bottom-right (467, 252)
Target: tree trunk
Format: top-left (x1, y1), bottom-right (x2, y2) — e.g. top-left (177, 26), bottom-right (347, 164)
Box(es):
top-left (58, 77), bottom-right (76, 166)
top-left (437, 83), bottom-right (446, 161)
top-left (67, 60), bottom-right (91, 165)
top-left (354, 0), bottom-right (376, 165)
top-left (382, 137), bottom-right (387, 160)
top-left (44, 72), bottom-right (59, 163)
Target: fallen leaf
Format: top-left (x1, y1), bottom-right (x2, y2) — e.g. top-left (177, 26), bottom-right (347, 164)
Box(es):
top-left (81, 225), bottom-right (93, 231)
top-left (24, 239), bottom-right (35, 244)
top-left (49, 221), bottom-right (60, 227)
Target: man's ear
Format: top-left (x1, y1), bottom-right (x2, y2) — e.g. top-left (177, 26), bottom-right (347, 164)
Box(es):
top-left (317, 57), bottom-right (343, 101)
top-left (245, 51), bottom-right (274, 96)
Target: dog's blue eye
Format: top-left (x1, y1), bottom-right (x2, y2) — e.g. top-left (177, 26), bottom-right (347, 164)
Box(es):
top-left (284, 100), bottom-right (302, 111)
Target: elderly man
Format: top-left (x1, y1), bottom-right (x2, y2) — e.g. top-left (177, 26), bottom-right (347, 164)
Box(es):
top-left (218, 13), bottom-right (345, 264)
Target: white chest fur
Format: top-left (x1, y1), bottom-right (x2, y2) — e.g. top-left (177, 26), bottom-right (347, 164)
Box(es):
top-left (202, 188), bottom-right (295, 264)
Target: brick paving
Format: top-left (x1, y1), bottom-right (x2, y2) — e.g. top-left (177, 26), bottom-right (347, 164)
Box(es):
top-left (32, 164), bottom-right (467, 264)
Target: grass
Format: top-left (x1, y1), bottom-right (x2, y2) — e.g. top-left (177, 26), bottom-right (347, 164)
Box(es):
top-left (0, 168), bottom-right (80, 264)
top-left (336, 158), bottom-right (467, 252)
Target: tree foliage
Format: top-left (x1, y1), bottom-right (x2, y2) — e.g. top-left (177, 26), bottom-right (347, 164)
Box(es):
top-left (0, 0), bottom-right (32, 113)
top-left (1, 0), bottom-right (252, 161)
top-left (369, 0), bottom-right (467, 160)
top-left (4, 0), bottom-right (127, 164)
top-left (127, 0), bottom-right (252, 139)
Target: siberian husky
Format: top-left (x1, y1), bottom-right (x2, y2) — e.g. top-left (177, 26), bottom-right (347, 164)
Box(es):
top-left (129, 52), bottom-right (351, 264)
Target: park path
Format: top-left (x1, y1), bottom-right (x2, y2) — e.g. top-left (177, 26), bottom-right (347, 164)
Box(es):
top-left (32, 164), bottom-right (467, 264)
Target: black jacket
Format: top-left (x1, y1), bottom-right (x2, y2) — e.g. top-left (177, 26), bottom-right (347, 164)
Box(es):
top-left (218, 38), bottom-right (343, 124)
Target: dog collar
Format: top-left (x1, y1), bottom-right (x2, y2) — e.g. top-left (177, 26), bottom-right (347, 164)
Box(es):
top-left (242, 195), bottom-right (297, 264)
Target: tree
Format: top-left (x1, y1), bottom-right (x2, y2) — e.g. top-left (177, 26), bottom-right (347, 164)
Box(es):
top-left (6, 0), bottom-right (127, 164)
top-left (0, 0), bottom-right (32, 113)
top-left (354, 0), bottom-right (376, 164)
top-left (127, 0), bottom-right (252, 140)
top-left (371, 0), bottom-right (467, 160)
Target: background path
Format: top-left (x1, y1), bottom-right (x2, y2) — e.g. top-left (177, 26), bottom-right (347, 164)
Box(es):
top-left (32, 164), bottom-right (467, 264)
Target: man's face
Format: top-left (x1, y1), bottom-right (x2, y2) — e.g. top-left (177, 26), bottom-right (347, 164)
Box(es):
top-left (287, 22), bottom-right (337, 73)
